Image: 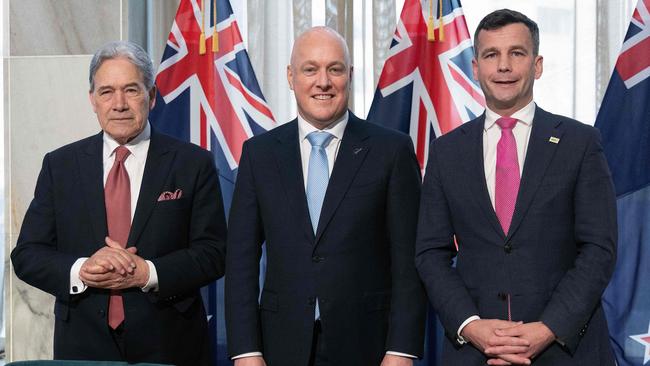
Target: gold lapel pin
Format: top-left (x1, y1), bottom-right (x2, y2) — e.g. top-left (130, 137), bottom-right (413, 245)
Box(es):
top-left (549, 136), bottom-right (560, 144)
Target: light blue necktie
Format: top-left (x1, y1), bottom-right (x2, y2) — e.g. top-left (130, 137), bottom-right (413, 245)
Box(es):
top-left (306, 131), bottom-right (334, 234)
top-left (306, 131), bottom-right (334, 320)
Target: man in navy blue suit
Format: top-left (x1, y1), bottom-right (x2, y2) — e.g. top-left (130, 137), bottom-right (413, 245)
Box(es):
top-left (415, 9), bottom-right (617, 366)
top-left (12, 41), bottom-right (226, 366)
top-left (225, 27), bottom-right (426, 366)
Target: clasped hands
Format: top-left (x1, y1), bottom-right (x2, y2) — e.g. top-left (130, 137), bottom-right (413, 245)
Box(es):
top-left (79, 237), bottom-right (149, 290)
top-left (461, 319), bottom-right (556, 365)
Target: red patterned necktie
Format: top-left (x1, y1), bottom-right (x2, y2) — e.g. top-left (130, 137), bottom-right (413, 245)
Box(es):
top-left (495, 117), bottom-right (520, 235)
top-left (105, 145), bottom-right (131, 329)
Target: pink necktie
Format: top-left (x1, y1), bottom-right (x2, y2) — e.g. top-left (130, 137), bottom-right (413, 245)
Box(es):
top-left (105, 145), bottom-right (131, 329)
top-left (495, 117), bottom-right (520, 235)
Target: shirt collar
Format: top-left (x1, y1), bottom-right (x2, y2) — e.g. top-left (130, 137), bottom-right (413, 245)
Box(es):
top-left (484, 100), bottom-right (536, 131)
top-left (298, 111), bottom-right (349, 143)
top-left (103, 121), bottom-right (151, 160)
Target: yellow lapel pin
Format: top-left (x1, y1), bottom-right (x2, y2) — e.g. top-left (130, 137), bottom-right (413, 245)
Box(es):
top-left (549, 136), bottom-right (560, 144)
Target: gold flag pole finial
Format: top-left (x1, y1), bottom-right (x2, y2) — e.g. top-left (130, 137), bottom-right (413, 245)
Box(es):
top-left (438, 0), bottom-right (445, 41)
top-left (199, 0), bottom-right (207, 54)
top-left (427, 0), bottom-right (436, 41)
top-left (212, 0), bottom-right (219, 52)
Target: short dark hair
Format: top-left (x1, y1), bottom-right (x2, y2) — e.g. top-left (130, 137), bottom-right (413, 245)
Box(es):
top-left (473, 9), bottom-right (540, 57)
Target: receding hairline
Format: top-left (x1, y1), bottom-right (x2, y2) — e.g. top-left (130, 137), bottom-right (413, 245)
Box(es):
top-left (290, 26), bottom-right (351, 67)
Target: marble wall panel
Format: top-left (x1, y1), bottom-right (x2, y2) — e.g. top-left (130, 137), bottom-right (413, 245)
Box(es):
top-left (7, 55), bottom-right (100, 360)
top-left (10, 0), bottom-right (122, 56)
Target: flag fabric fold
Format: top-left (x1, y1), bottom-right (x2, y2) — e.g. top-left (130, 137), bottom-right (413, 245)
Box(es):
top-left (596, 1), bottom-right (650, 365)
top-left (367, 0), bottom-right (483, 364)
top-left (149, 0), bottom-right (275, 363)
top-left (367, 0), bottom-right (483, 173)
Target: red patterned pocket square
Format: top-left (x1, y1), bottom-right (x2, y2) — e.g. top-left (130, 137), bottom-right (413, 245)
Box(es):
top-left (158, 189), bottom-right (183, 201)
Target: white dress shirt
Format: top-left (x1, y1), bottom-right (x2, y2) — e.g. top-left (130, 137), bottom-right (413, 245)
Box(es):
top-left (457, 101), bottom-right (536, 343)
top-left (234, 112), bottom-right (415, 360)
top-left (69, 122), bottom-right (158, 294)
top-left (298, 112), bottom-right (348, 186)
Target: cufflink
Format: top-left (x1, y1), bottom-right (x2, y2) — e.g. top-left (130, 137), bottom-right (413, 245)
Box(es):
top-left (72, 286), bottom-right (78, 293)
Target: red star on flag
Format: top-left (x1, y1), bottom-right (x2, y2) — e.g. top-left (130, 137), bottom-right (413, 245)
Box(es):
top-left (630, 322), bottom-right (650, 364)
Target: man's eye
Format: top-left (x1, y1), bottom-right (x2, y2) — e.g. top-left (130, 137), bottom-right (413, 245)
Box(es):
top-left (329, 67), bottom-right (344, 75)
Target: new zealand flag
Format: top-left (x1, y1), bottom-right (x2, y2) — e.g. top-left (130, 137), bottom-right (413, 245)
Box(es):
top-left (367, 0), bottom-right (484, 172)
top-left (149, 0), bottom-right (275, 363)
top-left (596, 0), bottom-right (650, 365)
top-left (367, 1), bottom-right (483, 364)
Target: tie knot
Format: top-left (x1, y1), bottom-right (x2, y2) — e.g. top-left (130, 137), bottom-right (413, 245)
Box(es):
top-left (114, 146), bottom-right (131, 163)
top-left (496, 117), bottom-right (518, 130)
top-left (306, 131), bottom-right (334, 148)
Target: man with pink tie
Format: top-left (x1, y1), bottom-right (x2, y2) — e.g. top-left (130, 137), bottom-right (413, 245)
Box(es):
top-left (415, 9), bottom-right (617, 366)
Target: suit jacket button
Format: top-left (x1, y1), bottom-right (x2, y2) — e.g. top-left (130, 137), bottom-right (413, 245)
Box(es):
top-left (98, 309), bottom-right (105, 317)
top-left (504, 244), bottom-right (513, 253)
top-left (497, 292), bottom-right (507, 301)
top-left (312, 255), bottom-right (323, 263)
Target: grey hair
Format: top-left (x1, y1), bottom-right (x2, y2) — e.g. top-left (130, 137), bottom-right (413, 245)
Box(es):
top-left (89, 41), bottom-right (154, 92)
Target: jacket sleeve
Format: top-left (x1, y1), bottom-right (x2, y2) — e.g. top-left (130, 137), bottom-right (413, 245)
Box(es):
top-left (224, 141), bottom-right (266, 357)
top-left (12, 153), bottom-right (79, 300)
top-left (538, 127), bottom-right (617, 353)
top-left (384, 136), bottom-right (428, 357)
top-left (415, 141), bottom-right (480, 344)
top-left (150, 148), bottom-right (227, 298)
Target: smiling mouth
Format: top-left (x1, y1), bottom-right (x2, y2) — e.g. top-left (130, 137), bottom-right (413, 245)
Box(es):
top-left (312, 94), bottom-right (334, 100)
top-left (494, 80), bottom-right (517, 85)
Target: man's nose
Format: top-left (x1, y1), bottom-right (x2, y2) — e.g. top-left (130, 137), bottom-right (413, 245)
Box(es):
top-left (112, 91), bottom-right (128, 110)
top-left (497, 55), bottom-right (512, 72)
top-left (316, 70), bottom-right (331, 89)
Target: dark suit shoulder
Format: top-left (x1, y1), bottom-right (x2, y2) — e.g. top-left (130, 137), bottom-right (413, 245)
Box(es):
top-left (43, 133), bottom-right (102, 165)
top-left (246, 120), bottom-right (297, 147)
top-left (430, 117), bottom-right (483, 151)
top-left (362, 117), bottom-right (413, 144)
top-left (153, 131), bottom-right (213, 158)
top-left (535, 107), bottom-right (601, 141)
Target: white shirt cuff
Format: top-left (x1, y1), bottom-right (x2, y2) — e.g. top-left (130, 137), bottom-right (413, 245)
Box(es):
top-left (69, 257), bottom-right (88, 294)
top-left (386, 351), bottom-right (417, 358)
top-left (232, 352), bottom-right (263, 360)
top-left (141, 260), bottom-right (159, 292)
top-left (457, 315), bottom-right (481, 344)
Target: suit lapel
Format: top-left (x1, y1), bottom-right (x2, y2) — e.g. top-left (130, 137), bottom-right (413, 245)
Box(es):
top-left (128, 131), bottom-right (175, 246)
top-left (77, 132), bottom-right (108, 247)
top-left (460, 117), bottom-right (505, 239)
top-left (507, 107), bottom-right (564, 239)
top-left (315, 114), bottom-right (370, 244)
top-left (273, 121), bottom-right (315, 242)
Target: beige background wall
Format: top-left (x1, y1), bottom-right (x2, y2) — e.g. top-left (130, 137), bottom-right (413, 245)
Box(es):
top-left (5, 0), bottom-right (126, 360)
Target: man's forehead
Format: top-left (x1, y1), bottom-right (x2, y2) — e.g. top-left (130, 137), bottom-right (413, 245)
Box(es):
top-left (291, 27), bottom-right (350, 65)
top-left (477, 26), bottom-right (533, 47)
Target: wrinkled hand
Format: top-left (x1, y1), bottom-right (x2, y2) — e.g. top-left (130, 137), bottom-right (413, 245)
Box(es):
top-left (233, 356), bottom-right (266, 366)
top-left (461, 319), bottom-right (530, 365)
top-left (380, 354), bottom-right (413, 366)
top-left (485, 322), bottom-right (555, 365)
top-left (79, 237), bottom-right (148, 290)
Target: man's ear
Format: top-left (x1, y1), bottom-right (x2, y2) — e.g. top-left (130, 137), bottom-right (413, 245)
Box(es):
top-left (287, 65), bottom-right (294, 90)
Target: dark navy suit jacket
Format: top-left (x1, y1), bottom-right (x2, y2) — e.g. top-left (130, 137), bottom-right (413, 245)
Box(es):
top-left (12, 130), bottom-right (227, 366)
top-left (415, 107), bottom-right (617, 365)
top-left (225, 113), bottom-right (427, 366)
